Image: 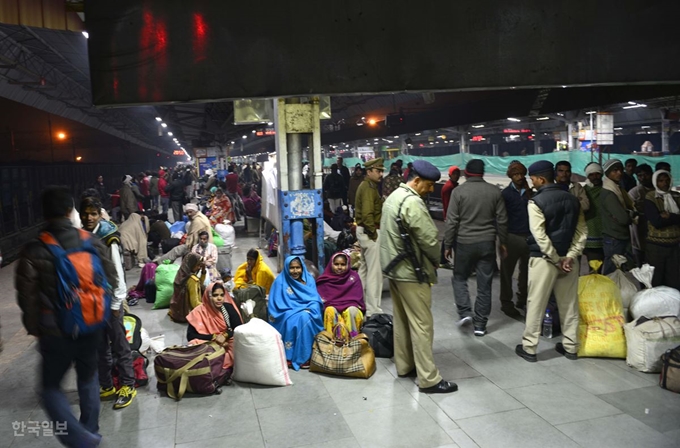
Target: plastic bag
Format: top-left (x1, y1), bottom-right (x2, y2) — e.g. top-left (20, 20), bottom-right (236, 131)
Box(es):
top-left (153, 260), bottom-right (180, 309)
top-left (139, 327), bottom-right (151, 353)
top-left (211, 227), bottom-right (224, 247)
top-left (630, 264), bottom-right (680, 319)
top-left (215, 222), bottom-right (235, 247)
top-left (148, 334), bottom-right (166, 354)
top-left (577, 261), bottom-right (627, 358)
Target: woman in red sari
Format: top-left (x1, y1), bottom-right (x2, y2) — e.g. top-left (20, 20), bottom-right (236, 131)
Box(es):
top-left (186, 282), bottom-right (243, 371)
top-left (209, 188), bottom-right (235, 225)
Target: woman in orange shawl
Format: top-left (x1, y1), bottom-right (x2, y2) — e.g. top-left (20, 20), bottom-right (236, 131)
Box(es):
top-left (233, 248), bottom-right (275, 294)
top-left (186, 282), bottom-right (243, 371)
top-left (209, 188), bottom-right (235, 226)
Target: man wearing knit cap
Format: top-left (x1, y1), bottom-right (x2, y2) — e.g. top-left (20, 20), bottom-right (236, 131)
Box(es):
top-left (444, 159), bottom-right (508, 336)
top-left (381, 159), bottom-right (458, 394)
top-left (440, 166), bottom-right (461, 268)
top-left (500, 161), bottom-right (531, 317)
top-left (555, 161), bottom-right (590, 213)
top-left (600, 159), bottom-right (636, 275)
top-left (583, 162), bottom-right (605, 266)
top-left (355, 157), bottom-right (386, 316)
top-left (516, 160), bottom-right (587, 363)
top-left (628, 164), bottom-right (654, 266)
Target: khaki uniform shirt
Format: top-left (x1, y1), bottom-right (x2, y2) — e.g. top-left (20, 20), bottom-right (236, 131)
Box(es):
top-left (355, 178), bottom-right (383, 239)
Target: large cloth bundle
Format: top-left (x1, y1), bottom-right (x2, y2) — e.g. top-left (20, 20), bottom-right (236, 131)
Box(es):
top-left (154, 342), bottom-right (229, 400)
top-left (577, 265), bottom-right (627, 358)
top-left (624, 316), bottom-right (680, 373)
top-left (606, 255), bottom-right (638, 321)
top-left (232, 318), bottom-right (292, 386)
top-left (630, 264), bottom-right (680, 319)
top-left (153, 260), bottom-right (180, 309)
top-left (214, 223), bottom-right (235, 247)
top-left (310, 323), bottom-right (376, 379)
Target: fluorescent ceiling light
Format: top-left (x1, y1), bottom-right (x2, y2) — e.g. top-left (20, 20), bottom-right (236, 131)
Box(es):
top-left (167, 132), bottom-right (173, 136)
top-left (641, 125), bottom-right (651, 129)
top-left (251, 130), bottom-right (256, 134)
top-left (614, 127), bottom-right (623, 130)
top-left (586, 111), bottom-right (597, 115)
top-left (415, 133), bottom-right (421, 136)
top-left (155, 117), bottom-right (162, 122)
top-left (507, 117), bottom-right (521, 122)
top-left (242, 135), bottom-right (247, 139)
top-left (472, 124), bottom-right (484, 128)
top-left (267, 122), bottom-right (273, 125)
top-left (393, 136), bottom-right (399, 138)
top-left (623, 104), bottom-right (647, 109)
top-left (628, 101), bottom-right (637, 105)
top-left (160, 123), bottom-right (167, 128)
top-left (82, 31), bottom-right (89, 39)
top-left (536, 117), bottom-right (550, 121)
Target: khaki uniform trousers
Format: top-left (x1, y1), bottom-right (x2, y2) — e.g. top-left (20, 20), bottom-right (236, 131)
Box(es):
top-left (357, 227), bottom-right (383, 316)
top-left (389, 279), bottom-right (442, 389)
top-left (521, 257), bottom-right (580, 355)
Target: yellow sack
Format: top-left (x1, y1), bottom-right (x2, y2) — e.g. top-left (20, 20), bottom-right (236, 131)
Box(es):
top-left (577, 261), bottom-right (627, 358)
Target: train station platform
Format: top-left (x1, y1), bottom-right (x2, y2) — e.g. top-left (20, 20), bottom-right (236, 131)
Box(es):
top-left (0, 230), bottom-right (678, 448)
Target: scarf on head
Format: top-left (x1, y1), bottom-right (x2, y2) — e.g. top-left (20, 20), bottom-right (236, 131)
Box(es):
top-left (123, 175), bottom-right (132, 186)
top-left (603, 175), bottom-right (634, 211)
top-left (168, 253), bottom-right (202, 323)
top-left (186, 282), bottom-right (242, 369)
top-left (652, 170), bottom-right (680, 214)
top-left (233, 251), bottom-right (275, 294)
top-left (315, 252), bottom-right (365, 312)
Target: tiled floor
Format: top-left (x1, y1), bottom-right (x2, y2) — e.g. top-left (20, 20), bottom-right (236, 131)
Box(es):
top-left (0, 229), bottom-right (678, 448)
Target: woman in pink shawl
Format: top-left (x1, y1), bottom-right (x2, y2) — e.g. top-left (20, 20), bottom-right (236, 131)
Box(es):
top-left (316, 252), bottom-right (366, 338)
top-left (186, 282), bottom-right (243, 371)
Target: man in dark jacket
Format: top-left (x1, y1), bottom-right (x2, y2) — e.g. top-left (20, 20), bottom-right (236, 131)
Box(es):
top-left (166, 172), bottom-right (187, 223)
top-left (601, 159), bottom-right (637, 275)
top-left (324, 163), bottom-right (347, 212)
top-left (500, 161), bottom-right (531, 317)
top-left (337, 157), bottom-right (351, 201)
top-left (620, 158), bottom-right (638, 192)
top-left (515, 161), bottom-right (587, 363)
top-left (16, 186), bottom-right (118, 447)
top-left (444, 159), bottom-right (508, 337)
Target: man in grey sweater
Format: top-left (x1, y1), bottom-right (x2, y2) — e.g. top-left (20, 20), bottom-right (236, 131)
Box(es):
top-left (445, 159), bottom-right (508, 336)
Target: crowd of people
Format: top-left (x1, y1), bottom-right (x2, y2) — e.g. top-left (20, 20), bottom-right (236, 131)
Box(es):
top-left (10, 152), bottom-right (680, 447)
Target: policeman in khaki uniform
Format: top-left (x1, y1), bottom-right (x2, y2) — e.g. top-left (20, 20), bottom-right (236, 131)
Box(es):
top-left (381, 160), bottom-right (458, 394)
top-left (355, 157), bottom-right (385, 316)
top-left (515, 161), bottom-right (587, 363)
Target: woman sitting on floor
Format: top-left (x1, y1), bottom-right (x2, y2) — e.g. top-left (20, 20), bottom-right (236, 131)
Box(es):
top-left (268, 256), bottom-right (324, 370)
top-left (186, 282), bottom-right (243, 375)
top-left (233, 248), bottom-right (275, 293)
top-left (168, 253), bottom-right (206, 323)
top-left (316, 252), bottom-right (366, 338)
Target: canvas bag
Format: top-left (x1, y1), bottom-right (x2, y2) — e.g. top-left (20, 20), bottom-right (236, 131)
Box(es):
top-left (624, 316), bottom-right (680, 373)
top-left (39, 230), bottom-right (111, 338)
top-left (232, 318), bottom-right (292, 386)
top-left (660, 345), bottom-right (680, 393)
top-left (154, 342), bottom-right (228, 400)
top-left (310, 323), bottom-right (376, 379)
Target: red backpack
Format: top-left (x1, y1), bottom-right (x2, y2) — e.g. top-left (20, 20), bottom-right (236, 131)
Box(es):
top-left (39, 230), bottom-right (112, 338)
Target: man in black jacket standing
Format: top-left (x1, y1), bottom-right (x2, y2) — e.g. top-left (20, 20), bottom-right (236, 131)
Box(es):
top-left (16, 186), bottom-right (118, 447)
top-left (515, 161), bottom-right (587, 363)
top-left (166, 172), bottom-right (187, 223)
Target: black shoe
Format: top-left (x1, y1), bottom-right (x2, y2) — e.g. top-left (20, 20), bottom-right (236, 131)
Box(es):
top-left (555, 343), bottom-right (578, 360)
top-left (398, 368), bottom-right (417, 378)
top-left (419, 379), bottom-right (458, 394)
top-left (515, 344), bottom-right (537, 363)
top-left (501, 305), bottom-right (521, 317)
top-left (473, 327), bottom-right (487, 337)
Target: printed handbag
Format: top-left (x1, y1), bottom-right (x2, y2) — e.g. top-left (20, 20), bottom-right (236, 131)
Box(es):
top-left (310, 323), bottom-right (376, 379)
top-left (659, 345), bottom-right (680, 393)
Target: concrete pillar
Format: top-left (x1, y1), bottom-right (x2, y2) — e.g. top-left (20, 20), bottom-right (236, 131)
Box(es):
top-left (492, 143), bottom-right (499, 156)
top-left (460, 133), bottom-right (467, 154)
top-left (662, 111), bottom-right (670, 153)
top-left (534, 139), bottom-right (541, 154)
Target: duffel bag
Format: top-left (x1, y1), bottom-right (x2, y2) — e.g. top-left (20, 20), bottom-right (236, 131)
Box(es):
top-left (361, 313), bottom-right (394, 358)
top-left (660, 345), bottom-right (680, 393)
top-left (624, 316), bottom-right (680, 373)
top-left (154, 342), bottom-right (229, 400)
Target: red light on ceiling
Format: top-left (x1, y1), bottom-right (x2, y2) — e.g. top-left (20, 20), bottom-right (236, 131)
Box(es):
top-left (471, 135), bottom-right (484, 142)
top-left (193, 13), bottom-right (208, 63)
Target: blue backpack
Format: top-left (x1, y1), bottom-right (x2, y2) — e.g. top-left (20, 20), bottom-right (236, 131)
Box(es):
top-left (40, 230), bottom-right (112, 338)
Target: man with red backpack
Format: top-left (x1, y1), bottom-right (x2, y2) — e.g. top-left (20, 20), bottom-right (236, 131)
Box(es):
top-left (80, 195), bottom-right (137, 410)
top-left (16, 186), bottom-right (118, 448)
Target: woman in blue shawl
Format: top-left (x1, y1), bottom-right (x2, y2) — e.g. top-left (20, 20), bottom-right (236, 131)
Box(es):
top-left (268, 256), bottom-right (324, 370)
